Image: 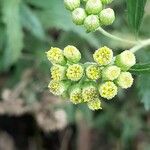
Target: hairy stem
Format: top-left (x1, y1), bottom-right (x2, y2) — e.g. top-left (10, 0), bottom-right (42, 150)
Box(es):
top-left (97, 27), bottom-right (137, 45)
top-left (130, 39), bottom-right (150, 53)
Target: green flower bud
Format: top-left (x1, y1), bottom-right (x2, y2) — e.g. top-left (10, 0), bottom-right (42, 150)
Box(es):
top-left (86, 64), bottom-right (101, 80)
top-left (102, 65), bottom-right (121, 81)
top-left (69, 85), bottom-right (83, 104)
top-left (64, 45), bottom-right (81, 63)
top-left (66, 64), bottom-right (84, 81)
top-left (46, 47), bottom-right (66, 65)
top-left (116, 72), bottom-right (133, 89)
top-left (101, 0), bottom-right (113, 5)
top-left (99, 81), bottom-right (118, 100)
top-left (64, 0), bottom-right (80, 11)
top-left (115, 50), bottom-right (136, 71)
top-left (50, 65), bottom-right (66, 81)
top-left (84, 15), bottom-right (100, 32)
top-left (72, 8), bottom-right (87, 25)
top-left (48, 80), bottom-right (69, 96)
top-left (82, 82), bottom-right (98, 102)
top-left (93, 46), bottom-right (113, 66)
top-left (85, 0), bottom-right (102, 15)
top-left (87, 98), bottom-right (102, 110)
top-left (99, 8), bottom-right (115, 25)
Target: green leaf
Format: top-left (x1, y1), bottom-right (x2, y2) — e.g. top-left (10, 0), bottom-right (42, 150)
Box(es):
top-left (130, 63), bottom-right (150, 74)
top-left (28, 0), bottom-right (100, 48)
top-left (20, 3), bottom-right (46, 41)
top-left (0, 24), bottom-right (5, 51)
top-left (126, 0), bottom-right (147, 34)
top-left (121, 115), bottom-right (142, 146)
top-left (1, 0), bottom-right (23, 69)
top-left (137, 74), bottom-right (150, 110)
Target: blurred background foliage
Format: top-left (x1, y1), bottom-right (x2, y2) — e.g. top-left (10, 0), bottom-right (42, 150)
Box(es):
top-left (0, 0), bottom-right (150, 150)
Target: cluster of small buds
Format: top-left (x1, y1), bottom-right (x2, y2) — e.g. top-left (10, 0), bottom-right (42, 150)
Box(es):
top-left (46, 45), bottom-right (136, 111)
top-left (64, 0), bottom-right (115, 32)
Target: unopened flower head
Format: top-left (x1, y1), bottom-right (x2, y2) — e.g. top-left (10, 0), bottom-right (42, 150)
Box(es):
top-left (46, 47), bottom-right (66, 65)
top-left (99, 81), bottom-right (118, 100)
top-left (117, 72), bottom-right (133, 89)
top-left (99, 8), bottom-right (115, 26)
top-left (85, 0), bottom-right (102, 15)
top-left (86, 64), bottom-right (101, 80)
top-left (82, 83), bottom-right (98, 102)
top-left (93, 46), bottom-right (113, 66)
top-left (66, 64), bottom-right (84, 81)
top-left (48, 80), bottom-right (68, 96)
top-left (84, 15), bottom-right (100, 32)
top-left (64, 45), bottom-right (81, 63)
top-left (50, 65), bottom-right (66, 81)
top-left (64, 0), bottom-right (80, 11)
top-left (87, 98), bottom-right (102, 110)
top-left (47, 45), bottom-right (135, 110)
top-left (102, 65), bottom-right (121, 81)
top-left (115, 50), bottom-right (136, 71)
top-left (101, 0), bottom-right (113, 5)
top-left (70, 85), bottom-right (83, 104)
top-left (72, 8), bottom-right (87, 25)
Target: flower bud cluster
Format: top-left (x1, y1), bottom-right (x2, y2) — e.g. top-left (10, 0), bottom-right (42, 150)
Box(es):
top-left (47, 45), bottom-right (136, 111)
top-left (64, 0), bottom-right (115, 32)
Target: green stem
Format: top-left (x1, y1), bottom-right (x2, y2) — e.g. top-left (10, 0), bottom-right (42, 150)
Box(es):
top-left (130, 39), bottom-right (150, 53)
top-left (97, 27), bottom-right (150, 53)
top-left (97, 27), bottom-right (137, 45)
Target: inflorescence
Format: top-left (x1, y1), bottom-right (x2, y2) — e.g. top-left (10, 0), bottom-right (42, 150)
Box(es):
top-left (64, 0), bottom-right (115, 32)
top-left (47, 45), bottom-right (136, 111)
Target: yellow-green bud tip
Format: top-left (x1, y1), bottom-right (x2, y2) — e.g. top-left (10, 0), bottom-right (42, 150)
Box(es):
top-left (88, 98), bottom-right (102, 111)
top-left (86, 64), bottom-right (101, 80)
top-left (85, 0), bottom-right (102, 15)
top-left (101, 0), bottom-right (113, 5)
top-left (99, 8), bottom-right (115, 26)
top-left (72, 8), bottom-right (87, 25)
top-left (48, 80), bottom-right (68, 96)
top-left (64, 0), bottom-right (80, 11)
top-left (115, 50), bottom-right (136, 71)
top-left (99, 81), bottom-right (118, 100)
top-left (66, 64), bottom-right (84, 81)
top-left (64, 45), bottom-right (81, 63)
top-left (50, 65), bottom-right (66, 81)
top-left (70, 85), bottom-right (83, 104)
top-left (93, 46), bottom-right (113, 66)
top-left (117, 72), bottom-right (134, 89)
top-left (82, 83), bottom-right (98, 102)
top-left (46, 47), bottom-right (66, 65)
top-left (102, 65), bottom-right (121, 81)
top-left (84, 15), bottom-right (100, 32)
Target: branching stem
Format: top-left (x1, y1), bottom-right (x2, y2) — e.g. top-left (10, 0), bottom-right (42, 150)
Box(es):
top-left (97, 27), bottom-right (150, 53)
top-left (130, 39), bottom-right (150, 53)
top-left (97, 27), bottom-right (137, 45)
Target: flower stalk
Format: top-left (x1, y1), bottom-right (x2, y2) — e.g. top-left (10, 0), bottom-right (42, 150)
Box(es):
top-left (97, 27), bottom-right (137, 45)
top-left (130, 39), bottom-right (150, 53)
top-left (97, 27), bottom-right (150, 53)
